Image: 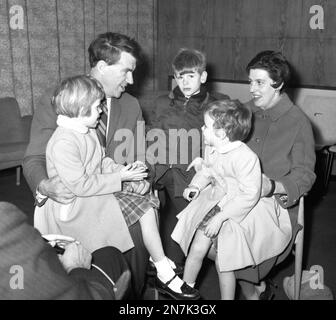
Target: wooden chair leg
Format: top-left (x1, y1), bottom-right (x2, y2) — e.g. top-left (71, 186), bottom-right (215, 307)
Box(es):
top-left (294, 197), bottom-right (304, 300)
top-left (324, 150), bottom-right (334, 191)
top-left (154, 287), bottom-right (159, 300)
top-left (16, 166), bottom-right (21, 186)
top-left (153, 189), bottom-right (160, 300)
top-left (294, 231), bottom-right (303, 299)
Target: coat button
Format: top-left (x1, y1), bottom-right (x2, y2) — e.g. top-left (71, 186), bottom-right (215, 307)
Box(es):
top-left (255, 138), bottom-right (261, 143)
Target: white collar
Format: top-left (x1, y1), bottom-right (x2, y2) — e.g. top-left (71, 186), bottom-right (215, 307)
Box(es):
top-left (106, 97), bottom-right (111, 109)
top-left (56, 115), bottom-right (89, 134)
top-left (208, 140), bottom-right (242, 154)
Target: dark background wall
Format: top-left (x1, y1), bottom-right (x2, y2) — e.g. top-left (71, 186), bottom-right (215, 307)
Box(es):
top-left (1, 0), bottom-right (335, 115)
top-left (155, 0), bottom-right (335, 90)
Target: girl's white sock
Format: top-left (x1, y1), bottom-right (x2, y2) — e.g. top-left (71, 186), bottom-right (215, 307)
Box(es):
top-left (167, 257), bottom-right (177, 269)
top-left (151, 256), bottom-right (177, 269)
top-left (154, 257), bottom-right (183, 293)
top-left (186, 282), bottom-right (195, 288)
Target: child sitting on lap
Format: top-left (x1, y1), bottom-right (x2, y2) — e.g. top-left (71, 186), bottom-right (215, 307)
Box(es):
top-left (172, 99), bottom-right (292, 299)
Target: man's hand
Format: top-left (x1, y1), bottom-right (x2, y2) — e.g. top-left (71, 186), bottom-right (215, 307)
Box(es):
top-left (39, 176), bottom-right (75, 204)
top-left (128, 180), bottom-right (150, 195)
top-left (59, 242), bottom-right (92, 273)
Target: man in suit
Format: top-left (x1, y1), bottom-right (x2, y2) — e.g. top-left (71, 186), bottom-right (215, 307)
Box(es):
top-left (23, 32), bottom-right (150, 298)
top-left (0, 202), bottom-right (130, 300)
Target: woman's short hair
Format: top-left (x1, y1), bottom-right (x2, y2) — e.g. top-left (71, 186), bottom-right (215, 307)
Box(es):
top-left (172, 48), bottom-right (206, 74)
top-left (205, 99), bottom-right (252, 142)
top-left (52, 75), bottom-right (105, 118)
top-left (88, 32), bottom-right (140, 68)
top-left (246, 50), bottom-right (291, 89)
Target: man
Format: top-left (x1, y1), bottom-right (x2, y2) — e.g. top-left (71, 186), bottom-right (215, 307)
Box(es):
top-left (0, 202), bottom-right (130, 300)
top-left (23, 32), bottom-right (150, 298)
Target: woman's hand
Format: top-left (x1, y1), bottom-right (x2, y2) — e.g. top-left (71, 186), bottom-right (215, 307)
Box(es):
top-left (120, 163), bottom-right (148, 181)
top-left (260, 174), bottom-right (285, 198)
top-left (260, 174), bottom-right (273, 198)
top-left (204, 215), bottom-right (224, 238)
top-left (183, 185), bottom-right (200, 201)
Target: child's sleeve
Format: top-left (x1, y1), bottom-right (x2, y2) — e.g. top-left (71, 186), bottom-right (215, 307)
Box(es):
top-left (188, 167), bottom-right (212, 191)
top-left (218, 151), bottom-right (261, 223)
top-left (188, 146), bottom-right (213, 190)
top-left (101, 156), bottom-right (124, 173)
top-left (49, 139), bottom-right (122, 196)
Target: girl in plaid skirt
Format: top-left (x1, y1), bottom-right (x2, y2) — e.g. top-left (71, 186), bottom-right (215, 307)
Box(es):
top-left (36, 75), bottom-right (199, 300)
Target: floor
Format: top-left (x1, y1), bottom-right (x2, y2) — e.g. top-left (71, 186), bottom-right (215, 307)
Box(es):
top-left (0, 165), bottom-right (335, 300)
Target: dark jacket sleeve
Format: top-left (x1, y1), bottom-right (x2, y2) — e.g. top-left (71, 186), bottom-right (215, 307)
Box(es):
top-left (277, 117), bottom-right (316, 208)
top-left (0, 202), bottom-right (115, 300)
top-left (22, 88), bottom-right (57, 193)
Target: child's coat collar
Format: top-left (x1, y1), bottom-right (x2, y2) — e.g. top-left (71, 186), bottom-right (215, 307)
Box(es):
top-left (57, 115), bottom-right (89, 134)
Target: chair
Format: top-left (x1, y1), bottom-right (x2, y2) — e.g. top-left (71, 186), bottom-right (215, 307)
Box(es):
top-left (0, 97), bottom-right (32, 185)
top-left (293, 195), bottom-right (305, 300)
top-left (149, 188), bottom-right (160, 300)
top-left (325, 145), bottom-right (336, 191)
top-left (298, 95), bottom-right (336, 192)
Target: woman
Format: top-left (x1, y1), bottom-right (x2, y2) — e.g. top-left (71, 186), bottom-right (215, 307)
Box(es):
top-left (236, 51), bottom-right (316, 299)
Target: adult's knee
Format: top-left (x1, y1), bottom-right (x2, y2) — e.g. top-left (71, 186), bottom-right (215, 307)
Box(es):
top-left (92, 246), bottom-right (129, 271)
top-left (94, 246), bottom-right (123, 258)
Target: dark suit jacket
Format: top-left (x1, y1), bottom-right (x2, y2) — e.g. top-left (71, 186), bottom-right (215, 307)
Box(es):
top-left (0, 202), bottom-right (115, 299)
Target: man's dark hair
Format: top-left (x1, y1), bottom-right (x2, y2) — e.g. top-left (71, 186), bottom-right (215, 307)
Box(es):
top-left (88, 32), bottom-right (140, 68)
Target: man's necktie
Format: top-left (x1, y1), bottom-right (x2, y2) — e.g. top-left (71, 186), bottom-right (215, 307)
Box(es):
top-left (97, 100), bottom-right (108, 148)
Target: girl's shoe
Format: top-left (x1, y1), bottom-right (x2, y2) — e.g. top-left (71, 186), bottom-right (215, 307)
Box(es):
top-left (155, 274), bottom-right (200, 300)
top-left (147, 260), bottom-right (184, 277)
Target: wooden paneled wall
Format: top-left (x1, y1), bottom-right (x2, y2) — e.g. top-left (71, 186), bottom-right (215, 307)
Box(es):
top-left (0, 0), bottom-right (156, 115)
top-left (156, 0), bottom-right (336, 90)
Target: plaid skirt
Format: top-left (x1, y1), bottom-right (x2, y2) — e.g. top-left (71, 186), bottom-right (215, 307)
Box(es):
top-left (114, 190), bottom-right (160, 227)
top-left (197, 205), bottom-right (221, 231)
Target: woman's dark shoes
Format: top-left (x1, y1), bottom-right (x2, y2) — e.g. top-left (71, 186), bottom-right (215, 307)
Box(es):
top-left (147, 260), bottom-right (184, 277)
top-left (155, 275), bottom-right (200, 300)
